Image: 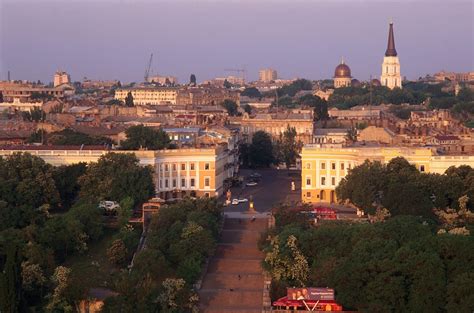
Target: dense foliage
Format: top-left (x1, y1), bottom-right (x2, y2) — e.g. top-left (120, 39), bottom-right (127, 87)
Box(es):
top-left (275, 79), bottom-right (313, 97)
top-left (102, 198), bottom-right (222, 312)
top-left (336, 157), bottom-right (474, 216)
top-left (36, 128), bottom-right (114, 146)
top-left (221, 99), bottom-right (239, 116)
top-left (262, 213), bottom-right (474, 313)
top-left (240, 130), bottom-right (274, 168)
top-left (0, 152), bottom-right (155, 311)
top-left (274, 126), bottom-right (303, 169)
top-left (121, 125), bottom-right (170, 150)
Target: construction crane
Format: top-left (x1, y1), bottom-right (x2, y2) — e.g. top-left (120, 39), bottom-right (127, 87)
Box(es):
top-left (144, 53), bottom-right (153, 83)
top-left (224, 68), bottom-right (246, 84)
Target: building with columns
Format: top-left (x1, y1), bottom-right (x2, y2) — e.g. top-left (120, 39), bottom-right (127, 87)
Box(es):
top-left (301, 145), bottom-right (474, 204)
top-left (333, 59), bottom-right (352, 88)
top-left (381, 22), bottom-right (402, 89)
top-left (0, 146), bottom-right (235, 200)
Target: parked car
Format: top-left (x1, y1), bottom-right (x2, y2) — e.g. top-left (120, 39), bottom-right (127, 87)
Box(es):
top-left (250, 172), bottom-right (262, 178)
top-left (238, 198), bottom-right (248, 203)
top-left (232, 199), bottom-right (240, 205)
top-left (246, 181), bottom-right (258, 187)
top-left (99, 201), bottom-right (120, 214)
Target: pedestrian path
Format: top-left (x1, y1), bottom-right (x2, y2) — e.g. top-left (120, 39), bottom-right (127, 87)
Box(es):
top-left (199, 217), bottom-right (267, 313)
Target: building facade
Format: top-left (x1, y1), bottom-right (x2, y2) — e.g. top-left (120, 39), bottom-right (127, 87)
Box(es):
top-left (259, 68), bottom-right (278, 82)
top-left (114, 88), bottom-right (178, 105)
top-left (381, 22), bottom-right (402, 89)
top-left (54, 71), bottom-right (71, 87)
top-left (333, 59), bottom-right (352, 88)
top-left (301, 145), bottom-right (474, 204)
top-left (0, 146), bottom-right (234, 200)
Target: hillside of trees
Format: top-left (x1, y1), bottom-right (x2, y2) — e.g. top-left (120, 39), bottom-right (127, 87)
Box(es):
top-left (261, 159), bottom-right (474, 312)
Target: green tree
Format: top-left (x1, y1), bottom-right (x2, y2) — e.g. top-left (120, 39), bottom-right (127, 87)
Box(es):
top-left (53, 163), bottom-right (87, 210)
top-left (242, 103), bottom-right (252, 114)
top-left (78, 152), bottom-right (155, 204)
top-left (189, 74), bottom-right (196, 86)
top-left (249, 131), bottom-right (274, 167)
top-left (48, 128), bottom-right (113, 146)
top-left (277, 126), bottom-right (302, 169)
top-left (298, 94), bottom-right (328, 121)
top-left (121, 125), bottom-right (170, 150)
top-left (0, 244), bottom-right (24, 313)
top-left (107, 239), bottom-right (128, 266)
top-left (222, 99), bottom-right (239, 116)
top-left (125, 91), bottom-right (134, 107)
top-left (241, 87), bottom-right (262, 98)
top-left (223, 79), bottom-right (232, 89)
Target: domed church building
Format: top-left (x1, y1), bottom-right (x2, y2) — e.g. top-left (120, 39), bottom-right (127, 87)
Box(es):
top-left (333, 58), bottom-right (352, 88)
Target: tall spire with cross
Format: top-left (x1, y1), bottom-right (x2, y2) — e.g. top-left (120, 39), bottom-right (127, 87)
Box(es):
top-left (385, 21), bottom-right (397, 57)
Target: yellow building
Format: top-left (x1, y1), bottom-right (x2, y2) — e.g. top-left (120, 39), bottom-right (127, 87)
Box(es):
top-left (0, 146), bottom-right (232, 200)
top-left (114, 87), bottom-right (178, 105)
top-left (301, 145), bottom-right (474, 204)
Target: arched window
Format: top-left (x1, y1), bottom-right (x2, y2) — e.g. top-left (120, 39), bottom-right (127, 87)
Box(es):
top-left (386, 66), bottom-right (388, 73)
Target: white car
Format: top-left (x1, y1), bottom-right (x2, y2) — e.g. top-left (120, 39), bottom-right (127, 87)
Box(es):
top-left (238, 198), bottom-right (248, 203)
top-left (231, 199), bottom-right (240, 205)
top-left (246, 181), bottom-right (258, 187)
top-left (99, 200), bottom-right (120, 212)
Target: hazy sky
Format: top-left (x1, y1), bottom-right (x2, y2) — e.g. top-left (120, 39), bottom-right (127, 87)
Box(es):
top-left (1, 0), bottom-right (473, 83)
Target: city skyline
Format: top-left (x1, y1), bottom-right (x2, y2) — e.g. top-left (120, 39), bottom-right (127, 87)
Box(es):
top-left (1, 0), bottom-right (473, 83)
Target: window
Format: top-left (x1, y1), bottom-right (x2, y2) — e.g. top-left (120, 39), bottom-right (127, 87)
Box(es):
top-left (321, 162), bottom-right (326, 170)
top-left (204, 177), bottom-right (210, 187)
top-left (306, 177), bottom-right (311, 186)
top-left (204, 192), bottom-right (210, 198)
top-left (190, 178), bottom-right (195, 187)
top-left (341, 163), bottom-right (345, 170)
top-left (190, 163), bottom-right (195, 170)
top-left (172, 179), bottom-right (176, 188)
top-left (331, 177), bottom-right (336, 186)
top-left (205, 163), bottom-right (210, 170)
top-left (420, 165), bottom-right (425, 172)
top-left (306, 162), bottom-right (311, 169)
top-left (181, 163), bottom-right (186, 171)
top-left (172, 164), bottom-right (177, 171)
top-left (181, 178), bottom-right (186, 187)
top-left (159, 180), bottom-right (162, 188)
top-left (331, 163), bottom-right (336, 170)
top-left (321, 177), bottom-right (326, 185)
top-left (164, 164), bottom-right (169, 172)
top-left (306, 192), bottom-right (311, 197)
top-left (165, 179), bottom-right (169, 188)
top-left (386, 66), bottom-right (388, 73)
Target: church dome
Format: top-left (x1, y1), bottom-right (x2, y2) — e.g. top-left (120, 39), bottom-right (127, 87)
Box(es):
top-left (351, 79), bottom-right (361, 88)
top-left (334, 61), bottom-right (351, 78)
top-left (371, 79), bottom-right (381, 86)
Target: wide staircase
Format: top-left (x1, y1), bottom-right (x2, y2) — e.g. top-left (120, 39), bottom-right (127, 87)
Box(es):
top-left (199, 217), bottom-right (267, 313)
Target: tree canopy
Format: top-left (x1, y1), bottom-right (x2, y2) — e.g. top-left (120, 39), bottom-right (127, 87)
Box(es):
top-left (248, 131), bottom-right (274, 167)
top-left (125, 91), bottom-right (134, 107)
top-left (221, 99), bottom-right (239, 116)
top-left (121, 125), bottom-right (170, 150)
top-left (336, 158), bottom-right (473, 216)
top-left (241, 87), bottom-right (262, 98)
top-left (78, 152), bottom-right (155, 205)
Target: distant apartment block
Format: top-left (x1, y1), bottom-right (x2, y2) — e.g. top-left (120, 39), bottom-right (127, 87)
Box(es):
top-left (54, 71), bottom-right (71, 87)
top-left (114, 87), bottom-right (178, 105)
top-left (434, 71), bottom-right (474, 82)
top-left (147, 75), bottom-right (178, 85)
top-left (0, 81), bottom-right (74, 102)
top-left (259, 68), bottom-right (277, 82)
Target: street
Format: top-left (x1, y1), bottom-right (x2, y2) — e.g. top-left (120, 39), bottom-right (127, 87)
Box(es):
top-left (224, 169), bottom-right (301, 213)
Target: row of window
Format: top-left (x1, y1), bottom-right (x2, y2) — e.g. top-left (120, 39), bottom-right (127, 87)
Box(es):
top-left (305, 162), bottom-right (351, 171)
top-left (159, 177), bottom-right (211, 189)
top-left (306, 176), bottom-right (337, 186)
top-left (161, 162), bottom-right (210, 172)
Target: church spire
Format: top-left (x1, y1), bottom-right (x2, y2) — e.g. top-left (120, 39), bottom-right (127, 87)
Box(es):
top-left (385, 22), bottom-right (397, 57)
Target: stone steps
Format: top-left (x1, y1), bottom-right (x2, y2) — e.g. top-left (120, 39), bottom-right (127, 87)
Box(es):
top-left (207, 258), bottom-right (262, 274)
top-left (199, 289), bottom-right (264, 307)
top-left (201, 273), bottom-right (264, 289)
top-left (215, 244), bottom-right (264, 259)
top-left (220, 229), bottom-right (262, 244)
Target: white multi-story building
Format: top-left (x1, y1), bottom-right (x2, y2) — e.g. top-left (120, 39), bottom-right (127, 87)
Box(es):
top-left (114, 87), bottom-right (178, 105)
top-left (54, 71), bottom-right (71, 87)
